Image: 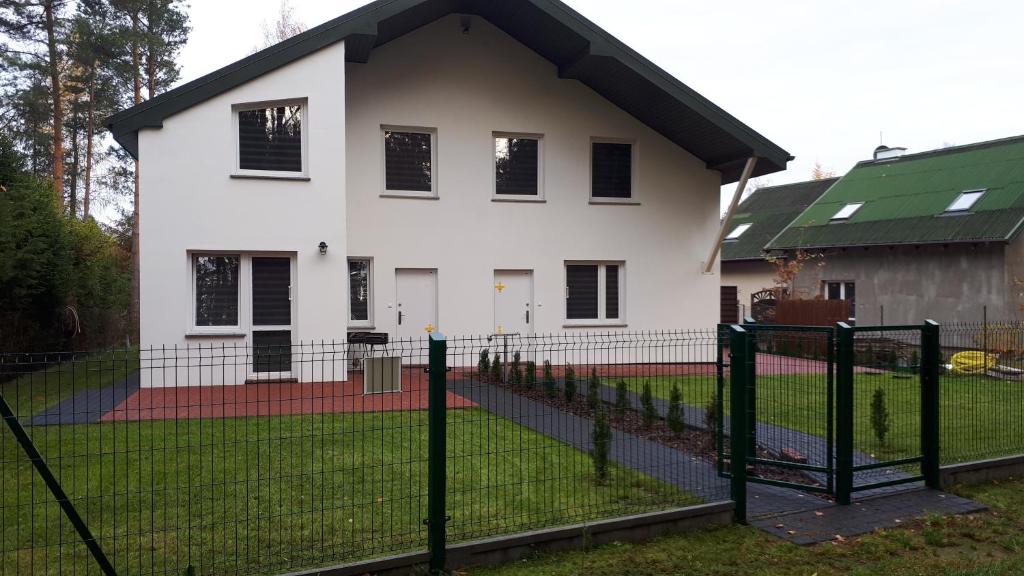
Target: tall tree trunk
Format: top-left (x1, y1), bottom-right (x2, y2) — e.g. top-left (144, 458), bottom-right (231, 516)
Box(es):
top-left (44, 0), bottom-right (64, 205)
top-left (69, 119), bottom-right (79, 217)
top-left (83, 73), bottom-right (95, 219)
top-left (129, 11), bottom-right (143, 345)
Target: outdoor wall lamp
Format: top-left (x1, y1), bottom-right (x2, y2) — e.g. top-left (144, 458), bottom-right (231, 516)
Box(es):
top-left (318, 241), bottom-right (328, 256)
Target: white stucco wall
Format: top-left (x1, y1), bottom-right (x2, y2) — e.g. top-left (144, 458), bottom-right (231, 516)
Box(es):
top-left (722, 260), bottom-right (776, 320)
top-left (346, 15), bottom-right (722, 339)
top-left (137, 41), bottom-right (348, 384)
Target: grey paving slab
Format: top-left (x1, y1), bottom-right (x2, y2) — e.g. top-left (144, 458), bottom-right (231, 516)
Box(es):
top-left (28, 373), bottom-right (140, 426)
top-left (752, 488), bottom-right (986, 544)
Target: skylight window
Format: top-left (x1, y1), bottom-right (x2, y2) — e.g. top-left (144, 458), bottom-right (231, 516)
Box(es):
top-left (725, 223), bottom-right (752, 240)
top-left (945, 190), bottom-right (985, 213)
top-left (831, 202), bottom-right (864, 221)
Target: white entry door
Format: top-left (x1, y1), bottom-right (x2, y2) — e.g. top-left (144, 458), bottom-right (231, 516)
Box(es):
top-left (396, 269), bottom-right (438, 339)
top-left (494, 270), bottom-right (533, 336)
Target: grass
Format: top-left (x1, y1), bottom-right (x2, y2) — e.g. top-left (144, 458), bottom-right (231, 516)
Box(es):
top-left (0, 360), bottom-right (688, 576)
top-left (0, 349), bottom-right (139, 418)
top-left (621, 371), bottom-right (1024, 464)
top-left (469, 477), bottom-right (1024, 576)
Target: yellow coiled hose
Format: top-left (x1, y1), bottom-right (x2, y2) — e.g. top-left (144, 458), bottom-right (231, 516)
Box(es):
top-left (950, 351), bottom-right (998, 374)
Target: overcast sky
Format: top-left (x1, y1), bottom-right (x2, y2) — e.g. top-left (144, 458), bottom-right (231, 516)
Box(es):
top-left (175, 0), bottom-right (1024, 211)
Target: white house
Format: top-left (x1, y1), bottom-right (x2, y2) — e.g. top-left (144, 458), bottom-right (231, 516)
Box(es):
top-left (107, 0), bottom-right (789, 385)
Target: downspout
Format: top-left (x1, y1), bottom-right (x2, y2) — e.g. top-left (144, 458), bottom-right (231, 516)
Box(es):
top-left (704, 156), bottom-right (758, 274)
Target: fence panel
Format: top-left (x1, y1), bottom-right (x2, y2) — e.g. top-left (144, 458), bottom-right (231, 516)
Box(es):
top-left (940, 322), bottom-right (1024, 464)
top-left (0, 342), bottom-right (432, 575)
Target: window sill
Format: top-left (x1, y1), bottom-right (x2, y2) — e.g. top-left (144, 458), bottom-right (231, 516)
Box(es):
top-left (380, 193), bottom-right (439, 200)
top-left (589, 198), bottom-right (640, 206)
top-left (492, 197), bottom-right (546, 203)
top-left (348, 325), bottom-right (376, 331)
top-left (231, 173), bottom-right (310, 182)
top-left (562, 322), bottom-right (628, 329)
top-left (186, 330), bottom-right (247, 338)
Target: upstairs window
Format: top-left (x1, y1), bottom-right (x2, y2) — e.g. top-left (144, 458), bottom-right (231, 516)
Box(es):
top-left (725, 223), bottom-right (752, 240)
top-left (945, 189), bottom-right (985, 213)
top-left (831, 202), bottom-right (864, 221)
top-left (383, 127), bottom-right (436, 197)
top-left (591, 141), bottom-right (633, 200)
top-left (193, 255), bottom-right (240, 328)
top-left (565, 262), bottom-right (624, 324)
top-left (235, 101), bottom-right (305, 176)
top-left (494, 134), bottom-right (541, 199)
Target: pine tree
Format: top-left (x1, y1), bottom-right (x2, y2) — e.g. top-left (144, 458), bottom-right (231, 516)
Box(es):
top-left (524, 360), bottom-right (537, 389)
top-left (586, 367), bottom-right (601, 410)
top-left (491, 352), bottom-right (503, 383)
top-left (641, 381), bottom-right (657, 428)
top-left (871, 387), bottom-right (890, 444)
top-left (564, 364), bottom-right (576, 402)
top-left (591, 405), bottom-right (611, 483)
top-left (614, 380), bottom-right (630, 419)
top-left (667, 384), bottom-right (684, 433)
top-left (478, 348), bottom-right (490, 378)
top-left (705, 393), bottom-right (720, 433)
top-left (543, 360), bottom-right (556, 398)
top-left (510, 351), bottom-right (522, 387)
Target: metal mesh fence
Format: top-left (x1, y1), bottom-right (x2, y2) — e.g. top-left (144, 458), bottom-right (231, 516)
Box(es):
top-left (0, 331), bottom-right (729, 576)
top-left (940, 322), bottom-right (1024, 464)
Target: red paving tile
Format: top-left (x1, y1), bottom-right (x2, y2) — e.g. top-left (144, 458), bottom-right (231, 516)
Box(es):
top-left (102, 371), bottom-right (476, 422)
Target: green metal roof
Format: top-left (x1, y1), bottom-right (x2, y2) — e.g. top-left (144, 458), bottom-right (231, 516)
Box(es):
top-left (106, 0), bottom-right (790, 183)
top-left (721, 178), bottom-right (836, 261)
top-left (769, 135), bottom-right (1024, 250)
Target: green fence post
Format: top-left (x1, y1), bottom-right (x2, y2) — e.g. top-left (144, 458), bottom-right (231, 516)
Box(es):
top-left (835, 322), bottom-right (855, 505)
top-left (729, 325), bottom-right (749, 523)
top-left (427, 333), bottom-right (449, 575)
top-left (921, 320), bottom-right (942, 489)
top-left (716, 324), bottom-right (727, 477)
top-left (744, 320), bottom-right (757, 458)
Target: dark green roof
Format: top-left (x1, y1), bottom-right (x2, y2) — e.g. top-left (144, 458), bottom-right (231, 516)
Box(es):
top-left (105, 0), bottom-right (790, 183)
top-left (721, 178), bottom-right (836, 261)
top-left (769, 135), bottom-right (1024, 250)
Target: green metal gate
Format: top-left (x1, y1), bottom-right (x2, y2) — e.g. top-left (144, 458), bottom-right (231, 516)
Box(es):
top-left (719, 321), bottom-right (941, 522)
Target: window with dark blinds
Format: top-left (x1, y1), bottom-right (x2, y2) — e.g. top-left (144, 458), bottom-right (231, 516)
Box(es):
top-left (605, 265), bottom-right (620, 319)
top-left (349, 259), bottom-right (370, 322)
top-left (238, 105), bottom-right (303, 172)
top-left (591, 142), bottom-right (632, 198)
top-left (252, 257), bottom-right (291, 326)
top-left (384, 130), bottom-right (433, 192)
top-left (195, 255), bottom-right (240, 327)
top-left (495, 137), bottom-right (539, 196)
top-left (566, 265), bottom-right (599, 320)
top-left (253, 330), bottom-right (292, 373)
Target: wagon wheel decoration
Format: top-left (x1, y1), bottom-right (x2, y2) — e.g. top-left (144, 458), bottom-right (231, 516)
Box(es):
top-left (750, 289), bottom-right (780, 324)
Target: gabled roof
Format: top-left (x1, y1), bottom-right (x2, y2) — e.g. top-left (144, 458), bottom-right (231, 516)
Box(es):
top-left (105, 0), bottom-right (790, 183)
top-left (721, 178), bottom-right (836, 261)
top-left (769, 135), bottom-right (1024, 250)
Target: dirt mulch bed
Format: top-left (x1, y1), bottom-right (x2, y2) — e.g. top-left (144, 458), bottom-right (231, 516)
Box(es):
top-left (488, 376), bottom-right (818, 489)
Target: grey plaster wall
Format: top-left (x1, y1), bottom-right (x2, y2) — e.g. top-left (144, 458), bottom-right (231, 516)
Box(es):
top-left (791, 243), bottom-right (1019, 325)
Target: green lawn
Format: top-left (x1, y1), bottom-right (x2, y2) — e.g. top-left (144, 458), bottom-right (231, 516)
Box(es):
top-left (622, 372), bottom-right (1024, 464)
top-left (470, 478), bottom-right (1024, 576)
top-left (1, 402), bottom-right (687, 575)
top-left (0, 349), bottom-right (139, 418)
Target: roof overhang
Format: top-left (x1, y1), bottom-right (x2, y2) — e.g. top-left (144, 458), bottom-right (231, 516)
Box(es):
top-left (106, 0), bottom-right (791, 183)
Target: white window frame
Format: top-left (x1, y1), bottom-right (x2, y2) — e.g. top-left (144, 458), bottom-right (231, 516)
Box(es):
top-left (589, 138), bottom-right (639, 205)
top-left (492, 132), bottom-right (545, 202)
top-left (830, 202), bottom-right (864, 221)
top-left (380, 125), bottom-right (438, 199)
top-left (823, 280), bottom-right (856, 322)
top-left (725, 223), bottom-right (752, 240)
top-left (231, 98), bottom-right (309, 180)
top-left (347, 257), bottom-right (374, 329)
top-left (188, 252), bottom-right (245, 336)
top-left (563, 261), bottom-right (626, 327)
top-left (944, 189), bottom-right (986, 213)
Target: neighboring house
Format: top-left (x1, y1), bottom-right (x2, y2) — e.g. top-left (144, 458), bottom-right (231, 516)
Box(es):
top-left (720, 178), bottom-right (837, 321)
top-left (768, 137), bottom-right (1024, 325)
top-left (106, 0), bottom-right (789, 384)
